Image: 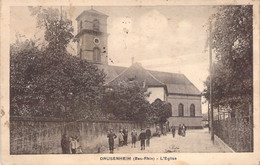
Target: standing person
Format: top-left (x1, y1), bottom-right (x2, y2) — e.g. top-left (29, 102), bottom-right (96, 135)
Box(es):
top-left (131, 128), bottom-right (137, 148)
top-left (139, 128), bottom-right (146, 150)
top-left (156, 124), bottom-right (161, 137)
top-left (166, 121), bottom-right (170, 132)
top-left (145, 126), bottom-right (151, 147)
top-left (171, 125), bottom-right (176, 138)
top-left (178, 124), bottom-right (182, 136)
top-left (75, 136), bottom-right (83, 154)
top-left (182, 124), bottom-right (187, 137)
top-left (123, 127), bottom-right (128, 146)
top-left (61, 134), bottom-right (71, 154)
top-left (163, 125), bottom-right (167, 136)
top-left (68, 136), bottom-right (72, 153)
top-left (107, 129), bottom-right (117, 154)
top-left (118, 129), bottom-right (124, 147)
top-left (71, 136), bottom-right (77, 154)
top-left (61, 134), bottom-right (67, 154)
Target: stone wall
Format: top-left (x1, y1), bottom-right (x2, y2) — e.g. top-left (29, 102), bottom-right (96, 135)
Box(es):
top-left (10, 117), bottom-right (156, 154)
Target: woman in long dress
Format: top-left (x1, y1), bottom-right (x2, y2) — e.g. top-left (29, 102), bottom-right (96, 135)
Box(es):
top-left (118, 129), bottom-right (124, 147)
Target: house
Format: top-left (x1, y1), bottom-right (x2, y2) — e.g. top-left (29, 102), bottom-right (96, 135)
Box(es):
top-left (75, 9), bottom-right (203, 128)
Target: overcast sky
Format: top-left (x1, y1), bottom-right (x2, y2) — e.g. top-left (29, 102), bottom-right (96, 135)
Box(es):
top-left (10, 6), bottom-right (216, 113)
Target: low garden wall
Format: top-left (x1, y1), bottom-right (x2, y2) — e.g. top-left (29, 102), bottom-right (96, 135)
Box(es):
top-left (10, 116), bottom-right (156, 154)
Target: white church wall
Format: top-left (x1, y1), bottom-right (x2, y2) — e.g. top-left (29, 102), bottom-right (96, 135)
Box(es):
top-left (167, 94), bottom-right (202, 117)
top-left (168, 117), bottom-right (203, 128)
top-left (147, 87), bottom-right (165, 103)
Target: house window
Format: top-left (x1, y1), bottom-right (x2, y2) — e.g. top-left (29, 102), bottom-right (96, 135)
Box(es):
top-left (178, 103), bottom-right (184, 117)
top-left (190, 104), bottom-right (195, 117)
top-left (93, 47), bottom-right (101, 62)
top-left (93, 19), bottom-right (100, 31)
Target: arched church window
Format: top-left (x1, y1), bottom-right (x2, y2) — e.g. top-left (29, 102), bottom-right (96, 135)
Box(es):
top-left (93, 47), bottom-right (101, 62)
top-left (93, 19), bottom-right (100, 31)
top-left (80, 21), bottom-right (83, 30)
top-left (178, 103), bottom-right (184, 117)
top-left (190, 104), bottom-right (195, 117)
top-left (80, 49), bottom-right (82, 59)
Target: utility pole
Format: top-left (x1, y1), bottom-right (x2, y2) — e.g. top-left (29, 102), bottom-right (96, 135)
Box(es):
top-left (208, 101), bottom-right (210, 132)
top-left (209, 20), bottom-right (214, 142)
top-left (60, 6), bottom-right (63, 21)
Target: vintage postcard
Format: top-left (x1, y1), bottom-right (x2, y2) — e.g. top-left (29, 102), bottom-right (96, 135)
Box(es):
top-left (1, 0), bottom-right (260, 164)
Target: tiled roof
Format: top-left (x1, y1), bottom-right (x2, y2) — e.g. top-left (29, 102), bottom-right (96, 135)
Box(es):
top-left (103, 63), bottom-right (165, 87)
top-left (98, 64), bottom-right (201, 96)
top-left (149, 70), bottom-right (201, 95)
top-left (76, 9), bottom-right (108, 21)
top-left (97, 64), bottom-right (126, 82)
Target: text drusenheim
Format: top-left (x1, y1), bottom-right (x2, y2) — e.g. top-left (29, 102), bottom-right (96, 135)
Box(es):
top-left (100, 156), bottom-right (177, 161)
top-left (100, 157), bottom-right (131, 160)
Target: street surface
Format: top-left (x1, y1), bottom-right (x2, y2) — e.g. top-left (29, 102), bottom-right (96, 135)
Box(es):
top-left (102, 128), bottom-right (227, 153)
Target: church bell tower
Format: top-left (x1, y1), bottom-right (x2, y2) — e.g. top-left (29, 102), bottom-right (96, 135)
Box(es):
top-left (75, 9), bottom-right (108, 65)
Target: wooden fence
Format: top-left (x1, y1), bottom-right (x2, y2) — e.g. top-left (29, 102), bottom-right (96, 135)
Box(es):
top-left (213, 116), bottom-right (253, 152)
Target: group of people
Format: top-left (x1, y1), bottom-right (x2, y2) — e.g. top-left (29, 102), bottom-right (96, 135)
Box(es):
top-left (61, 134), bottom-right (82, 154)
top-left (61, 123), bottom-right (188, 154)
top-left (155, 123), bottom-right (171, 137)
top-left (117, 127), bottom-right (129, 147)
top-left (106, 126), bottom-right (152, 153)
top-left (175, 124), bottom-right (187, 137)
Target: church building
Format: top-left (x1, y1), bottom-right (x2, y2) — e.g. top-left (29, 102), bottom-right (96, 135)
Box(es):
top-left (75, 9), bottom-right (203, 129)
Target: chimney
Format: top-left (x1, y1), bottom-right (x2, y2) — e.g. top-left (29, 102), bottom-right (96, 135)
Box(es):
top-left (131, 57), bottom-right (134, 65)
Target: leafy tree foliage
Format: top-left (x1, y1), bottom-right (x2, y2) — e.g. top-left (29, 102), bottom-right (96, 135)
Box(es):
top-left (102, 82), bottom-right (172, 123)
top-left (28, 7), bottom-right (74, 52)
top-left (101, 81), bottom-right (152, 122)
top-left (150, 98), bottom-right (172, 123)
top-left (204, 6), bottom-right (253, 108)
top-left (10, 7), bottom-right (106, 120)
top-left (10, 39), bottom-right (106, 119)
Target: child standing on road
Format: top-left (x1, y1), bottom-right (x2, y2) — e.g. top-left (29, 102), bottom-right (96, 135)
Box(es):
top-left (131, 128), bottom-right (137, 148)
top-left (70, 137), bottom-right (77, 154)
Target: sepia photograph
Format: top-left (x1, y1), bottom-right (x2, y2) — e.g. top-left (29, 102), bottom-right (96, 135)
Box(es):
top-left (1, 0), bottom-right (260, 164)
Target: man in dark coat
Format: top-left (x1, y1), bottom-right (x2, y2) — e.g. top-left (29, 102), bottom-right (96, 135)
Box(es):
top-left (107, 129), bottom-right (117, 153)
top-left (139, 129), bottom-right (146, 150)
top-left (171, 125), bottom-right (176, 138)
top-left (61, 134), bottom-right (67, 154)
top-left (178, 124), bottom-right (182, 136)
top-left (131, 128), bottom-right (137, 148)
top-left (61, 134), bottom-right (70, 154)
top-left (145, 126), bottom-right (151, 147)
top-left (123, 127), bottom-right (128, 145)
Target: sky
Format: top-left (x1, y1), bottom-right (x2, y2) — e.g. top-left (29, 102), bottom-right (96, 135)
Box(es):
top-left (10, 6), bottom-right (216, 113)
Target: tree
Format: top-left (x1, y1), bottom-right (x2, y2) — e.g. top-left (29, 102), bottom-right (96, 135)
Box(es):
top-left (28, 7), bottom-right (74, 52)
top-left (203, 62), bottom-right (230, 107)
top-left (10, 7), bottom-right (107, 120)
top-left (150, 99), bottom-right (172, 123)
top-left (10, 39), bottom-right (106, 119)
top-left (204, 6), bottom-right (253, 108)
top-left (101, 81), bottom-right (152, 122)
